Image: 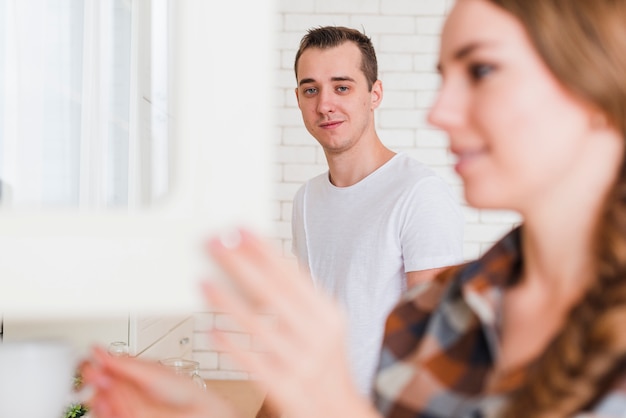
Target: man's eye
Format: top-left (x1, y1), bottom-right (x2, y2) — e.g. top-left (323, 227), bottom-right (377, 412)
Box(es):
top-left (303, 87), bottom-right (317, 95)
top-left (469, 63), bottom-right (494, 81)
top-left (336, 86), bottom-right (349, 93)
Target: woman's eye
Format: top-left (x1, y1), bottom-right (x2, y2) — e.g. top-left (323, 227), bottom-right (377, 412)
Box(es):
top-left (469, 63), bottom-right (494, 81)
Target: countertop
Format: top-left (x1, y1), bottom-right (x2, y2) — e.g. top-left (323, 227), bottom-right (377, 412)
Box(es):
top-left (205, 379), bottom-right (266, 418)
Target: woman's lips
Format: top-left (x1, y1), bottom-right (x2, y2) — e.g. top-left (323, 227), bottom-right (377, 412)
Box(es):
top-left (452, 148), bottom-right (486, 174)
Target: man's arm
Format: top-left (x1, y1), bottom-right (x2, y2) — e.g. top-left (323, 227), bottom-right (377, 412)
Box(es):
top-left (406, 267), bottom-right (449, 289)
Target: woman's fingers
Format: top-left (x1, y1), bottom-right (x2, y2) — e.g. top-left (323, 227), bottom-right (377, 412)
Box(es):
top-left (82, 347), bottom-right (240, 418)
top-left (202, 230), bottom-right (355, 417)
top-left (206, 229), bottom-right (332, 330)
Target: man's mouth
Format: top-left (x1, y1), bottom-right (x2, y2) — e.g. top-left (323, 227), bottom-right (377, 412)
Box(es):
top-left (319, 120), bottom-right (343, 129)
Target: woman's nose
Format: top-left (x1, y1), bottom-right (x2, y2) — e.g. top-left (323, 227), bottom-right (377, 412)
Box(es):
top-left (427, 82), bottom-right (465, 131)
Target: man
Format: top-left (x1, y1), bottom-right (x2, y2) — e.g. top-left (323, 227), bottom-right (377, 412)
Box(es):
top-left (258, 26), bottom-right (464, 416)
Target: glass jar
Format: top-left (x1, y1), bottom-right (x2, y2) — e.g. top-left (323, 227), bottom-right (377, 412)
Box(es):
top-left (107, 341), bottom-right (129, 357)
top-left (159, 358), bottom-right (207, 390)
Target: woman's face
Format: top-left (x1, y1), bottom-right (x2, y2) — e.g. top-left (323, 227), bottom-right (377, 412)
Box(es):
top-left (428, 0), bottom-right (606, 212)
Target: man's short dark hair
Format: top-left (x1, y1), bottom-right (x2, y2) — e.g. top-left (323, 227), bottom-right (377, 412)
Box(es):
top-left (294, 26), bottom-right (378, 91)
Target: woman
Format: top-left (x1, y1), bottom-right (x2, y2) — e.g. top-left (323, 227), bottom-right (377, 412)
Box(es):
top-left (82, 0), bottom-right (626, 416)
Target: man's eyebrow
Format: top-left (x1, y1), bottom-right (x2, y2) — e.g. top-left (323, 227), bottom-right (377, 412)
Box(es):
top-left (331, 76), bottom-right (355, 83)
top-left (298, 76), bottom-right (356, 86)
top-left (436, 41), bottom-right (492, 73)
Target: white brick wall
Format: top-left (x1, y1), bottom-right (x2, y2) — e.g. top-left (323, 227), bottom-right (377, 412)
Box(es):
top-left (193, 0), bottom-right (521, 378)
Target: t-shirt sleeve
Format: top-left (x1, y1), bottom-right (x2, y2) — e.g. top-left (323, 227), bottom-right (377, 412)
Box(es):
top-left (400, 175), bottom-right (464, 272)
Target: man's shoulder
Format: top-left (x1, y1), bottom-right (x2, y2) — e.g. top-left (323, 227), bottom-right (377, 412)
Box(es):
top-left (388, 153), bottom-right (438, 179)
top-left (384, 154), bottom-right (450, 194)
top-left (293, 171), bottom-right (329, 200)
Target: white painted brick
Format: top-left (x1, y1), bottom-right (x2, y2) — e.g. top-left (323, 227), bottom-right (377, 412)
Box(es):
top-left (282, 128), bottom-right (313, 146)
top-left (274, 182), bottom-right (304, 201)
top-left (480, 241), bottom-right (498, 255)
top-left (274, 107), bottom-right (303, 127)
top-left (270, 200), bottom-right (282, 221)
top-left (271, 163), bottom-right (284, 184)
top-left (349, 15), bottom-right (415, 34)
top-left (215, 313), bottom-right (245, 332)
top-left (268, 125), bottom-right (283, 146)
top-left (275, 145), bottom-right (317, 164)
top-left (193, 312), bottom-right (215, 332)
top-left (193, 351), bottom-right (219, 369)
top-left (284, 163), bottom-right (327, 183)
top-left (463, 242), bottom-right (481, 261)
top-left (282, 239), bottom-right (294, 256)
top-left (284, 89), bottom-right (299, 108)
top-left (463, 207), bottom-right (481, 223)
top-left (378, 53), bottom-right (415, 72)
top-left (379, 34), bottom-right (439, 54)
top-left (315, 147), bottom-right (328, 164)
top-left (193, 332), bottom-right (211, 350)
top-left (284, 14), bottom-right (351, 32)
top-left (416, 128), bottom-right (448, 148)
top-left (273, 87), bottom-right (287, 108)
top-left (316, 0), bottom-right (379, 14)
top-left (381, 90), bottom-right (416, 109)
top-left (416, 17), bottom-right (446, 35)
top-left (383, 72), bottom-right (440, 90)
top-left (380, 0), bottom-right (446, 16)
top-left (416, 89), bottom-right (439, 108)
top-left (275, 31), bottom-right (307, 50)
top-left (379, 109), bottom-right (423, 129)
top-left (480, 210), bottom-right (522, 225)
top-left (276, 68), bottom-right (297, 89)
top-left (277, 0), bottom-right (315, 13)
top-left (280, 201), bottom-right (293, 221)
top-left (465, 223), bottom-right (514, 243)
top-left (414, 55), bottom-right (439, 73)
top-left (281, 50), bottom-right (298, 72)
top-left (274, 220), bottom-right (292, 240)
top-left (444, 0), bottom-right (456, 13)
top-left (409, 147), bottom-right (450, 166)
top-left (379, 128), bottom-right (415, 148)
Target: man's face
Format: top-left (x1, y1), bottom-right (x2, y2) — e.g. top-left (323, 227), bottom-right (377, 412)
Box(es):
top-left (295, 42), bottom-right (382, 155)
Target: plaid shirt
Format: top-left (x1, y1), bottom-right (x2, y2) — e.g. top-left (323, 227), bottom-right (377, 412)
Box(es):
top-left (374, 227), bottom-right (626, 417)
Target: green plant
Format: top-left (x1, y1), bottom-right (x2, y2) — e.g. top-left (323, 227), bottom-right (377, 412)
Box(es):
top-left (63, 403), bottom-right (88, 418)
top-left (61, 371), bottom-right (89, 418)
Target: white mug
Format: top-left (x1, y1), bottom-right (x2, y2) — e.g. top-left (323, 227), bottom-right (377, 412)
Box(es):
top-left (0, 340), bottom-right (77, 418)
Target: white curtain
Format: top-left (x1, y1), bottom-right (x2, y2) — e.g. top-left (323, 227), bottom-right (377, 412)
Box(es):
top-left (0, 0), bottom-right (166, 209)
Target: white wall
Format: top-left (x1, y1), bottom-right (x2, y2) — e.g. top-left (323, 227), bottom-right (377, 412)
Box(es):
top-left (193, 0), bottom-right (521, 380)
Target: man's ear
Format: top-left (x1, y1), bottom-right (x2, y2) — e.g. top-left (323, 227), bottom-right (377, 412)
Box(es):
top-left (371, 79), bottom-right (383, 110)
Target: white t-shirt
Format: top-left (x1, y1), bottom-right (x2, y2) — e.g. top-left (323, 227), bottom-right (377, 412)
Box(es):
top-left (291, 153), bottom-right (464, 397)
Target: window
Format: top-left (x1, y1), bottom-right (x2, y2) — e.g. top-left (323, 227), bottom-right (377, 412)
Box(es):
top-left (0, 0), bottom-right (170, 209)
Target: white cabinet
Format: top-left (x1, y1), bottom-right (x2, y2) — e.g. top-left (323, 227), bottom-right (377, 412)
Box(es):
top-left (1, 314), bottom-right (194, 360)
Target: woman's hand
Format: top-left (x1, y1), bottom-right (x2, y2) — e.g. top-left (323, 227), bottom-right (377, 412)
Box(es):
top-left (204, 229), bottom-right (372, 418)
top-left (81, 347), bottom-right (239, 418)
